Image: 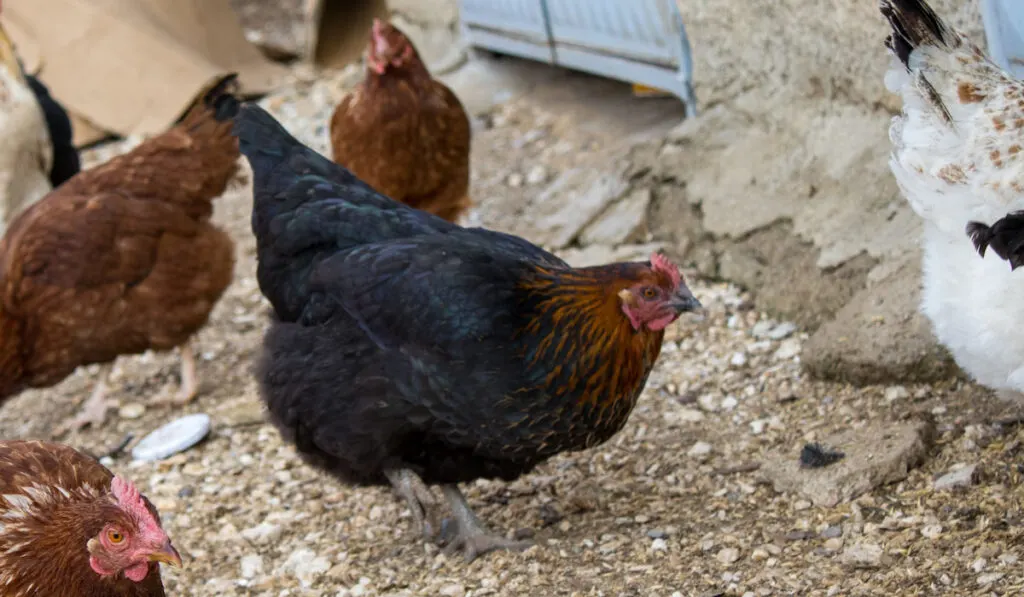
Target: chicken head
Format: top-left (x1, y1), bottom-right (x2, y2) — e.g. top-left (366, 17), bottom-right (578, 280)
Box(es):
top-left (86, 476), bottom-right (181, 582)
top-left (366, 18), bottom-right (420, 75)
top-left (617, 253), bottom-right (702, 332)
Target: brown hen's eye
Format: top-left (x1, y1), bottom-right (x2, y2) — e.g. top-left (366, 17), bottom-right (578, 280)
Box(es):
top-left (108, 530), bottom-right (124, 544)
top-left (642, 287), bottom-right (657, 299)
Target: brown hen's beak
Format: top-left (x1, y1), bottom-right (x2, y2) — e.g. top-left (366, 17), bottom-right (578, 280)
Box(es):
top-left (668, 288), bottom-right (702, 314)
top-left (148, 541), bottom-right (183, 568)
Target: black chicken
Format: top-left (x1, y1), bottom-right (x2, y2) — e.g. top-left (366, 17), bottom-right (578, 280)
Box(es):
top-left (235, 104), bottom-right (701, 561)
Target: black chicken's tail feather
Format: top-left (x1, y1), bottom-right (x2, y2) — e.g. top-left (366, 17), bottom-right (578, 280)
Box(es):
top-left (177, 73), bottom-right (241, 126)
top-left (966, 212), bottom-right (1024, 270)
top-left (880, 0), bottom-right (951, 68)
top-left (233, 103), bottom-right (319, 195)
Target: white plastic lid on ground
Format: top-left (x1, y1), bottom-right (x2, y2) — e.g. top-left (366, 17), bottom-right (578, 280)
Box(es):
top-left (132, 413), bottom-right (212, 462)
top-left (982, 0), bottom-right (1024, 79)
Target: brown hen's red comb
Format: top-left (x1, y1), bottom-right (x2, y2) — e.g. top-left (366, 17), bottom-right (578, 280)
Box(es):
top-left (111, 476), bottom-right (159, 531)
top-left (650, 252), bottom-right (681, 287)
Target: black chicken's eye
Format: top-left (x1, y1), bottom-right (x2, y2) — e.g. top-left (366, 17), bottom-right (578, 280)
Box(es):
top-left (642, 287), bottom-right (657, 299)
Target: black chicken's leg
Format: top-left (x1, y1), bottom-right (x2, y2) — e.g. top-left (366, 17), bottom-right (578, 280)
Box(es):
top-left (384, 468), bottom-right (440, 541)
top-left (439, 484), bottom-right (533, 562)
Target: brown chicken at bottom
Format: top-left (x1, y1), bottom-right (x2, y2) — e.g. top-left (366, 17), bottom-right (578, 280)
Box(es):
top-left (0, 73), bottom-right (241, 433)
top-left (330, 18), bottom-right (472, 223)
top-left (0, 440), bottom-right (181, 597)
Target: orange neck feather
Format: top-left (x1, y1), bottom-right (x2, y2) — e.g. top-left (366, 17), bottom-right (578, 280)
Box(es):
top-left (518, 264), bottom-right (665, 415)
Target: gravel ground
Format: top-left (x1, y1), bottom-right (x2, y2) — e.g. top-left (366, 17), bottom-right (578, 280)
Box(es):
top-left (2, 64), bottom-right (1024, 596)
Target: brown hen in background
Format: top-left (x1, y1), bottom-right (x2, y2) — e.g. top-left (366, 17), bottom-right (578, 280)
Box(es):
top-left (0, 440), bottom-right (181, 597)
top-left (0, 74), bottom-right (241, 433)
top-left (330, 18), bottom-right (472, 223)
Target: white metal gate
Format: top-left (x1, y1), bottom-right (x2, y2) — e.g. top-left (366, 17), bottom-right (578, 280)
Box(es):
top-left (460, 0), bottom-right (697, 116)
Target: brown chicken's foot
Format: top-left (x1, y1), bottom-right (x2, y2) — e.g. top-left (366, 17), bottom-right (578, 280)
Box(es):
top-left (385, 468), bottom-right (441, 541)
top-left (55, 363), bottom-right (117, 435)
top-left (151, 343), bottom-right (200, 407)
top-left (439, 484), bottom-right (533, 562)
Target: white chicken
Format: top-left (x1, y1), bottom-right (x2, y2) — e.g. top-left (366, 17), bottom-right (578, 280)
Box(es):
top-left (882, 0), bottom-right (1024, 399)
top-left (0, 19), bottom-right (54, 237)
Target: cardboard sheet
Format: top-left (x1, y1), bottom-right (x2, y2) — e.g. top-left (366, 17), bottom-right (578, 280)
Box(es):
top-left (3, 0), bottom-right (288, 144)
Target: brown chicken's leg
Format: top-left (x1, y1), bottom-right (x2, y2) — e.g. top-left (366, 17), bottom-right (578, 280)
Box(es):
top-left (176, 341), bottom-right (199, 404)
top-left (151, 341), bottom-right (200, 407)
top-left (385, 468), bottom-right (441, 541)
top-left (439, 484), bottom-right (532, 562)
top-left (55, 362), bottom-right (117, 435)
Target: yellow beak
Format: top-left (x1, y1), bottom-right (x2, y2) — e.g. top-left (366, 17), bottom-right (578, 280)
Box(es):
top-left (147, 542), bottom-right (183, 568)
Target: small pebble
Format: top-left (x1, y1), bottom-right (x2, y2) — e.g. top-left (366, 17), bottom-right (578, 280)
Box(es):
top-left (507, 172), bottom-right (524, 187)
top-left (651, 538), bottom-right (668, 552)
top-left (920, 524), bottom-right (942, 539)
top-left (439, 584), bottom-right (465, 597)
top-left (240, 554), bottom-right (264, 579)
top-left (978, 572), bottom-right (1004, 585)
top-left (119, 403), bottom-right (146, 419)
top-left (647, 529), bottom-right (669, 539)
top-left (767, 322), bottom-right (797, 340)
top-left (884, 386), bottom-right (910, 401)
top-left (774, 339), bottom-right (801, 360)
top-left (933, 463), bottom-right (978, 491)
top-left (716, 547), bottom-right (741, 565)
top-left (820, 525), bottom-right (843, 539)
top-left (688, 441), bottom-right (713, 459)
top-left (526, 165), bottom-right (548, 185)
top-left (241, 522), bottom-right (283, 545)
top-left (721, 396), bottom-right (739, 410)
top-left (841, 542), bottom-right (889, 568)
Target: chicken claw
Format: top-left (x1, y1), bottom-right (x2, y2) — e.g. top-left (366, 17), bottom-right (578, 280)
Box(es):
top-left (439, 484), bottom-right (532, 562)
top-left (385, 468), bottom-right (441, 541)
top-left (55, 363), bottom-right (116, 435)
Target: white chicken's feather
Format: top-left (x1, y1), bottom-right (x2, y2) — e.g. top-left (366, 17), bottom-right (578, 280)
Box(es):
top-left (0, 64), bottom-right (51, 238)
top-left (885, 0), bottom-right (1024, 394)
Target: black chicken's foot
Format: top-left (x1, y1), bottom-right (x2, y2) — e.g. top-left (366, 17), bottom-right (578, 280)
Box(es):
top-left (384, 468), bottom-right (440, 541)
top-left (439, 484), bottom-right (533, 562)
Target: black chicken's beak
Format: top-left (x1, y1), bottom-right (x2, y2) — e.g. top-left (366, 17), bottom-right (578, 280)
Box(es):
top-left (668, 289), bottom-right (702, 314)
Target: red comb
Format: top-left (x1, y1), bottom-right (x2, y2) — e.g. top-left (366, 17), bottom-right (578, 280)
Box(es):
top-left (111, 476), bottom-right (161, 534)
top-left (650, 252), bottom-right (681, 287)
top-left (111, 476), bottom-right (141, 505)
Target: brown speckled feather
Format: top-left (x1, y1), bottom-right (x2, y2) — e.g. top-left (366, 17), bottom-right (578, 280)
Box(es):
top-left (0, 440), bottom-right (166, 597)
top-left (0, 74), bottom-right (239, 400)
top-left (330, 45), bottom-right (471, 222)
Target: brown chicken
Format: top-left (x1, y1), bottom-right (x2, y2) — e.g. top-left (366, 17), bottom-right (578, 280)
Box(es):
top-left (0, 73), bottom-right (240, 433)
top-left (0, 440), bottom-right (181, 597)
top-left (329, 18), bottom-right (472, 222)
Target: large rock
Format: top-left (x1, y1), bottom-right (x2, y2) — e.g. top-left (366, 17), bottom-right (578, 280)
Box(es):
top-left (802, 258), bottom-right (957, 384)
top-left (515, 165), bottom-right (629, 250)
top-left (579, 188), bottom-right (652, 247)
top-left (761, 419), bottom-right (935, 507)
